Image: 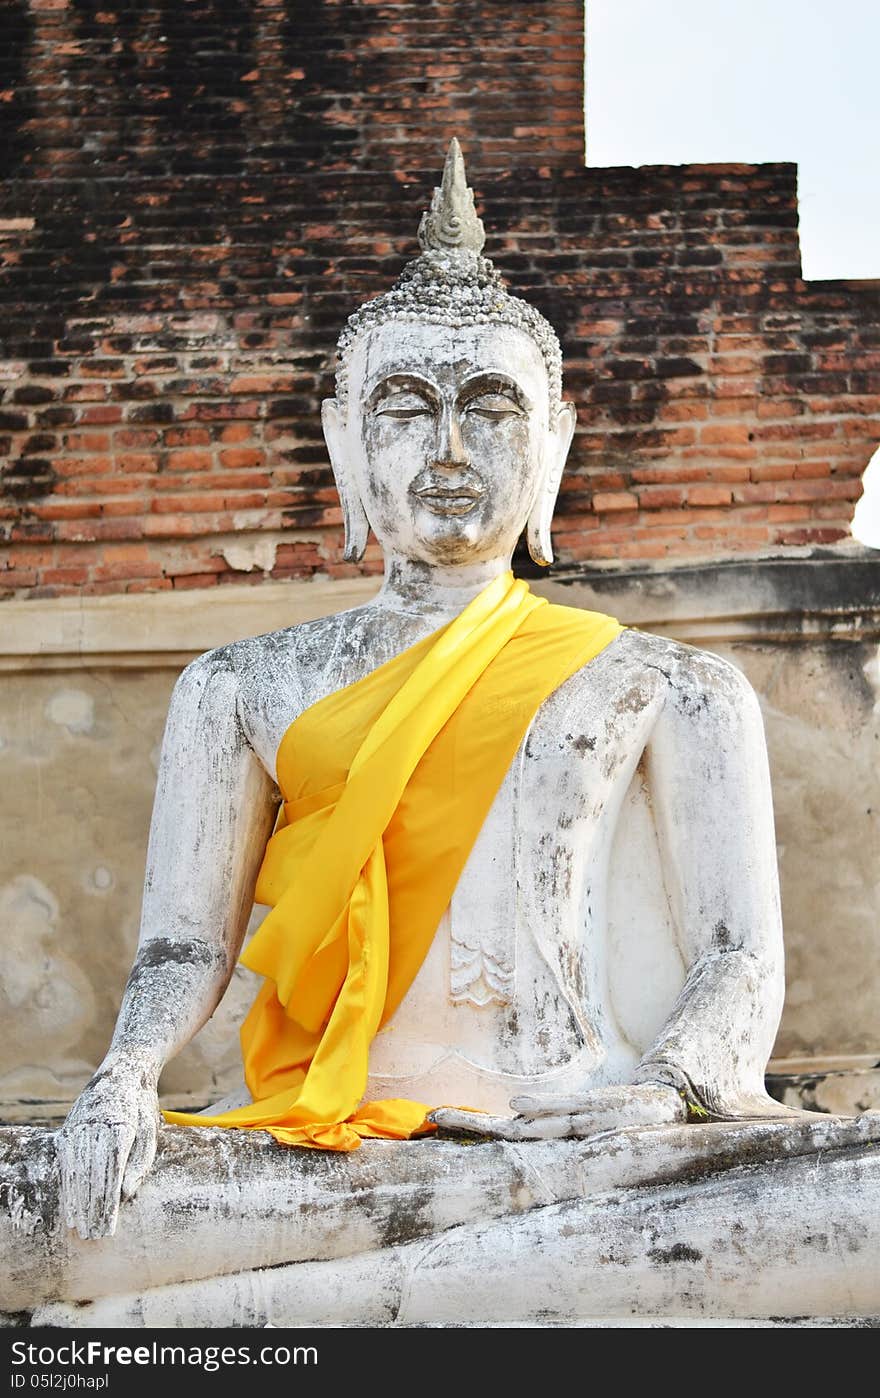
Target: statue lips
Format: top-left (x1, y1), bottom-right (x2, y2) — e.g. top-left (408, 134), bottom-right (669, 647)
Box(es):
top-left (411, 477), bottom-right (485, 517)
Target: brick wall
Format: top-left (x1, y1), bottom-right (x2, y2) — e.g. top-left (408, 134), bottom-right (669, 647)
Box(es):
top-left (1, 0), bottom-right (878, 599)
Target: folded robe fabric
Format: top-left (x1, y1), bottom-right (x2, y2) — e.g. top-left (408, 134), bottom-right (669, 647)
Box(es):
top-left (164, 572), bottom-right (622, 1150)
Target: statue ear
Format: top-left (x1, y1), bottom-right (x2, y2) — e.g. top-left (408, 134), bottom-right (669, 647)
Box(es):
top-left (526, 401), bottom-right (576, 567)
top-left (321, 398), bottom-right (370, 563)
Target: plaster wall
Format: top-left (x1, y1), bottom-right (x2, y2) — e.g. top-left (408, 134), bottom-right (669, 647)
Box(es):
top-left (1, 555), bottom-right (876, 1120)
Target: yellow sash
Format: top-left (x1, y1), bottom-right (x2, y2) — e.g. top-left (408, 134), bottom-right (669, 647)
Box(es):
top-left (164, 573), bottom-right (621, 1150)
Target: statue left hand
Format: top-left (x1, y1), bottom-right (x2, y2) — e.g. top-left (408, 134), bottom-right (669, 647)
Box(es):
top-left (429, 1082), bottom-right (687, 1140)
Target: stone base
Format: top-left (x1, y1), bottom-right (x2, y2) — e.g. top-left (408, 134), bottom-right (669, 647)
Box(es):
top-left (2, 1114), bottom-right (880, 1327)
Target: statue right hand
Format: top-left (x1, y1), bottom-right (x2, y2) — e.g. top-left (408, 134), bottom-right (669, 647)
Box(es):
top-left (56, 1056), bottom-right (161, 1240)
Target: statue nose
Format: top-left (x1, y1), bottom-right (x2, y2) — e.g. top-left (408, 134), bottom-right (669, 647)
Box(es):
top-left (434, 407), bottom-right (468, 468)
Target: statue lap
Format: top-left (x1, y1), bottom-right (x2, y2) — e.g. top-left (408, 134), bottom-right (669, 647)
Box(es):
top-left (2, 1116), bottom-right (879, 1325)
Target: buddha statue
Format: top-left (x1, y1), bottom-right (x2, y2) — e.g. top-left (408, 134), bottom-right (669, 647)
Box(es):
top-left (2, 141), bottom-right (879, 1328)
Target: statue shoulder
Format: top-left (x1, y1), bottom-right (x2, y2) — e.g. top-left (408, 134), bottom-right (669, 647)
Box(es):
top-left (169, 642), bottom-right (241, 710)
top-left (178, 610), bottom-right (351, 693)
top-left (615, 626), bottom-right (761, 723)
top-left (169, 609), bottom-right (369, 753)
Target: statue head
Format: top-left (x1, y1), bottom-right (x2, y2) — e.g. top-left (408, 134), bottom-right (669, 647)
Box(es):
top-left (321, 139), bottom-right (576, 568)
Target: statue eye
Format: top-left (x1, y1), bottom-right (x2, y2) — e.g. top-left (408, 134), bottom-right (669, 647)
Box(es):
top-left (375, 393), bottom-right (433, 420)
top-left (464, 393), bottom-right (523, 419)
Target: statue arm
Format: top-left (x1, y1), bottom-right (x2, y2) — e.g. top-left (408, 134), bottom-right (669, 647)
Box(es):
top-left (111, 648), bottom-right (280, 1073)
top-left (632, 648), bottom-right (790, 1118)
top-left (434, 645), bottom-right (790, 1143)
top-left (56, 648), bottom-right (281, 1237)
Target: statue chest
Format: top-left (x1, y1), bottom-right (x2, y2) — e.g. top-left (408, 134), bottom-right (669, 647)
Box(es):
top-left (249, 627), bottom-right (675, 1099)
top-left (366, 657), bottom-right (665, 1095)
top-left (446, 675), bottom-right (651, 1006)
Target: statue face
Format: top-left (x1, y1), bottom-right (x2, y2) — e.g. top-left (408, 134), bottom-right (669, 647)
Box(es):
top-left (323, 321), bottom-right (575, 566)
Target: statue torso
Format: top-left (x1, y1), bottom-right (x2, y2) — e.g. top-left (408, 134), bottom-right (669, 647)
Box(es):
top-left (229, 604), bottom-right (692, 1114)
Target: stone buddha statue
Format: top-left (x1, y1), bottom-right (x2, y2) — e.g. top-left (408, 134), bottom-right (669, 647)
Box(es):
top-left (3, 141), bottom-right (879, 1328)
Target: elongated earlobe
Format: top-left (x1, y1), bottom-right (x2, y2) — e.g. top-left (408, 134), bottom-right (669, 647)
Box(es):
top-left (526, 402), bottom-right (576, 567)
top-left (321, 398), bottom-right (370, 562)
top-left (340, 484), bottom-right (370, 563)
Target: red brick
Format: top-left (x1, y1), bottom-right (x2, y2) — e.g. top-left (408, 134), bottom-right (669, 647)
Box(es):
top-left (117, 453), bottom-right (158, 474)
top-left (115, 429), bottom-right (159, 448)
top-left (92, 559), bottom-right (164, 582)
top-left (151, 492), bottom-right (227, 514)
top-left (64, 385), bottom-right (109, 403)
top-left (777, 478), bottom-right (860, 504)
top-left (636, 486), bottom-right (686, 509)
top-left (774, 526), bottom-right (849, 545)
top-left (100, 499), bottom-right (148, 517)
top-left (40, 566), bottom-right (90, 585)
top-left (163, 428), bottom-right (212, 448)
top-left (756, 399), bottom-right (805, 419)
top-left (656, 401), bottom-right (709, 422)
top-left (64, 432), bottom-right (111, 453)
top-left (219, 449), bottom-right (266, 469)
top-left (768, 505), bottom-right (810, 523)
top-left (698, 424), bottom-right (753, 445)
top-left (0, 569), bottom-right (38, 587)
top-left (79, 406), bottom-right (124, 426)
top-left (219, 424), bottom-right (254, 444)
top-left (54, 456), bottom-right (113, 478)
top-left (688, 485), bottom-right (734, 507)
top-left (80, 361), bottom-right (125, 380)
top-left (126, 579), bottom-right (173, 593)
top-left (793, 461), bottom-right (832, 479)
top-left (229, 375), bottom-right (296, 394)
top-left (750, 463), bottom-right (795, 482)
top-left (165, 450), bottom-right (214, 473)
top-left (31, 501), bottom-right (102, 521)
top-left (592, 491), bottom-right (639, 513)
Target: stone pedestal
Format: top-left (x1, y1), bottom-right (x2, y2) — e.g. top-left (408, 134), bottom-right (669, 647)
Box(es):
top-left (3, 1116), bottom-right (879, 1327)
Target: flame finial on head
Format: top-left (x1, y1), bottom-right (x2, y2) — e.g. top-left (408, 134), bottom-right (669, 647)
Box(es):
top-left (418, 138), bottom-right (486, 256)
top-left (335, 139), bottom-right (563, 414)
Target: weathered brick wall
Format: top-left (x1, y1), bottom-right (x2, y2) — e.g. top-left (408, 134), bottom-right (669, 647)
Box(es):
top-left (1, 0), bottom-right (879, 598)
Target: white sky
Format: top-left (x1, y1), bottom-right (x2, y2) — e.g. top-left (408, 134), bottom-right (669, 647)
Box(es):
top-left (586, 0), bottom-right (880, 546)
top-left (586, 0), bottom-right (880, 282)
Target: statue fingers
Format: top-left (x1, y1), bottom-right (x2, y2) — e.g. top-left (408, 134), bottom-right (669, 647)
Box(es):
top-left (636, 1084), bottom-right (689, 1123)
top-left (510, 1085), bottom-right (689, 1124)
top-left (120, 1107), bottom-right (160, 1202)
top-left (510, 1113), bottom-right (574, 1140)
top-left (430, 1108), bottom-right (521, 1140)
top-left (433, 1105), bottom-right (606, 1141)
top-left (564, 1111), bottom-right (620, 1138)
top-left (564, 1092), bottom-right (687, 1137)
top-left (84, 1123), bottom-right (136, 1240)
top-left (56, 1126), bottom-right (92, 1237)
top-left (509, 1093), bottom-right (600, 1117)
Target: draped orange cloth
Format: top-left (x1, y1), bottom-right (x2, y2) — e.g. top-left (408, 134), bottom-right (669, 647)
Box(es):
top-left (164, 572), bottom-right (621, 1150)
